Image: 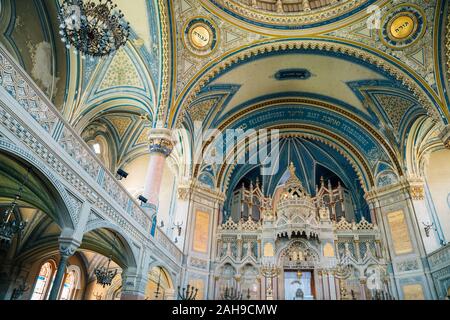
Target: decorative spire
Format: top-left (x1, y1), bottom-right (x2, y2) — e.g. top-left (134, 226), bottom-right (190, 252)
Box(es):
top-left (289, 162), bottom-right (296, 176)
top-left (284, 163), bottom-right (307, 196)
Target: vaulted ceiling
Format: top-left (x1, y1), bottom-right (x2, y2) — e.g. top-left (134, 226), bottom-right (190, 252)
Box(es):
top-left (1, 0), bottom-right (449, 198)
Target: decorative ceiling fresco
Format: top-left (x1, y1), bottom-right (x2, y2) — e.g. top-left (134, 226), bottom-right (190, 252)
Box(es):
top-left (201, 0), bottom-right (378, 31)
top-left (2, 0), bottom-right (450, 207)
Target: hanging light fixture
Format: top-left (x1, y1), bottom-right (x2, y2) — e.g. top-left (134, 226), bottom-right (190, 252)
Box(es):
top-left (94, 233), bottom-right (118, 287)
top-left (177, 284), bottom-right (198, 301)
top-left (58, 0), bottom-right (130, 59)
top-left (0, 168), bottom-right (29, 245)
top-left (154, 267), bottom-right (162, 299)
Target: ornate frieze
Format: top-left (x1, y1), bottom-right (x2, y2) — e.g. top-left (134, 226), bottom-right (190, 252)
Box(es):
top-left (218, 216), bottom-right (261, 232)
top-left (396, 258), bottom-right (420, 273)
top-left (189, 257), bottom-right (209, 270)
top-left (427, 245), bottom-right (450, 271)
top-left (0, 52), bottom-right (58, 133)
top-left (334, 216), bottom-right (378, 232)
top-left (206, 0), bottom-right (370, 29)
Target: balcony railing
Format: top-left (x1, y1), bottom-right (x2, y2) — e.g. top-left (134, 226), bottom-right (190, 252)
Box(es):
top-left (427, 244), bottom-right (450, 271)
top-left (0, 45), bottom-right (182, 263)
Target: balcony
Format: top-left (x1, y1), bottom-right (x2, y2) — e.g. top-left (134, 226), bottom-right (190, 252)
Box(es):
top-left (0, 44), bottom-right (182, 266)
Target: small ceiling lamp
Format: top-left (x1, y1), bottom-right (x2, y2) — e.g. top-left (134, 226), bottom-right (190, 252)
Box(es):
top-left (58, 0), bottom-right (130, 58)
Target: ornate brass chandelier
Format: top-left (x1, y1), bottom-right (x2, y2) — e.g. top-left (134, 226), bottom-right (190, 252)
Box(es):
top-left (0, 169), bottom-right (29, 245)
top-left (58, 0), bottom-right (130, 58)
top-left (94, 234), bottom-right (118, 287)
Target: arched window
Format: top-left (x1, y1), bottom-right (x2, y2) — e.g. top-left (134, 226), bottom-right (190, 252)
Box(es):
top-left (59, 266), bottom-right (80, 300)
top-left (31, 261), bottom-right (55, 300)
top-left (59, 271), bottom-right (75, 300)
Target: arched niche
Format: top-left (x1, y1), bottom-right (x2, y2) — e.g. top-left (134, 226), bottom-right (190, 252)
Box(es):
top-left (145, 266), bottom-right (174, 300)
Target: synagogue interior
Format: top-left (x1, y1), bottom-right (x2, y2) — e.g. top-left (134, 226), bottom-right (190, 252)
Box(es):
top-left (0, 0), bottom-right (449, 301)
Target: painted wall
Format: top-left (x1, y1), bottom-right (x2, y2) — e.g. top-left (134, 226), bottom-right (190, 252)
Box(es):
top-left (426, 149), bottom-right (450, 243)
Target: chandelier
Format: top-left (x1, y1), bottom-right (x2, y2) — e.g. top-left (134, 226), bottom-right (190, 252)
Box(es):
top-left (58, 0), bottom-right (130, 58)
top-left (0, 169), bottom-right (29, 245)
top-left (94, 234), bottom-right (118, 287)
top-left (177, 285), bottom-right (198, 301)
top-left (94, 257), bottom-right (118, 288)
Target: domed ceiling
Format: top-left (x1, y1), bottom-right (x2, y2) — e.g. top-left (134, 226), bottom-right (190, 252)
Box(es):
top-left (202, 0), bottom-right (378, 31)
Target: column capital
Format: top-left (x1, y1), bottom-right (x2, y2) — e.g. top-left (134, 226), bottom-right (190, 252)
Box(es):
top-left (58, 238), bottom-right (80, 258)
top-left (148, 127), bottom-right (175, 157)
top-left (365, 176), bottom-right (425, 203)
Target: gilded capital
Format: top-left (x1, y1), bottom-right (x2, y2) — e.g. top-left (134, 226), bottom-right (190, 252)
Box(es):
top-left (408, 177), bottom-right (425, 201)
top-left (148, 127), bottom-right (175, 157)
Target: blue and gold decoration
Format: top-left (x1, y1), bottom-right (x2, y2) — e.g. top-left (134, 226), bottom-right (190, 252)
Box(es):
top-left (183, 17), bottom-right (218, 57)
top-left (381, 5), bottom-right (425, 49)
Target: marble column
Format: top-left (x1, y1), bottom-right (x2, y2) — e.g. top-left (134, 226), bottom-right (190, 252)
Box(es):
top-left (142, 127), bottom-right (175, 232)
top-left (328, 272), bottom-right (337, 300)
top-left (48, 240), bottom-right (79, 300)
top-left (360, 279), bottom-right (367, 300)
top-left (322, 271), bottom-right (330, 300)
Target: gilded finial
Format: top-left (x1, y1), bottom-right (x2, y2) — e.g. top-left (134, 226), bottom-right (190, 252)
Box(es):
top-left (289, 162), bottom-right (296, 175)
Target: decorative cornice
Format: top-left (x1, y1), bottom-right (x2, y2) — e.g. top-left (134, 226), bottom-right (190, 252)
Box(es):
top-left (207, 0), bottom-right (370, 28)
top-left (446, 7), bottom-right (450, 84)
top-left (364, 176), bottom-right (425, 202)
top-left (157, 0), bottom-right (171, 122)
top-left (178, 180), bottom-right (225, 203)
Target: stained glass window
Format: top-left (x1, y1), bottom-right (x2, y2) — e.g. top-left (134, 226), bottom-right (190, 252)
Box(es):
top-left (59, 271), bottom-right (75, 300)
top-left (31, 262), bottom-right (54, 300)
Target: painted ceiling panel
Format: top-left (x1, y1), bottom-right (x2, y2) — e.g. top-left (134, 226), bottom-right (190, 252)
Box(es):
top-left (211, 54), bottom-right (385, 115)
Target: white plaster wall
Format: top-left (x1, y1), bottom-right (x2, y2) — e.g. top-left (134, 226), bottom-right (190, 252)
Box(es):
top-left (120, 155), bottom-right (149, 198)
top-left (425, 149), bottom-right (450, 243)
top-left (120, 155), bottom-right (185, 242)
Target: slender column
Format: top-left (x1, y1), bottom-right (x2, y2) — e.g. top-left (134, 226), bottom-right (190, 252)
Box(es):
top-left (48, 240), bottom-right (79, 300)
top-left (317, 271), bottom-right (324, 300)
top-left (354, 240), bottom-right (361, 261)
top-left (322, 271), bottom-right (330, 300)
top-left (143, 127), bottom-right (174, 204)
top-left (360, 279), bottom-right (367, 300)
top-left (328, 273), bottom-right (337, 300)
top-left (142, 127), bottom-right (175, 231)
top-left (237, 238), bottom-right (242, 261)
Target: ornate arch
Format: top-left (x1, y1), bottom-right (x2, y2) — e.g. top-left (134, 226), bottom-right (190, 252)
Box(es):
top-left (0, 139), bottom-right (77, 229)
top-left (83, 220), bottom-right (139, 269)
top-left (169, 38), bottom-right (446, 128)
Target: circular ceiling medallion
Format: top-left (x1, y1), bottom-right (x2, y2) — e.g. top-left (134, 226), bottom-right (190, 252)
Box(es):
top-left (389, 15), bottom-right (415, 40)
top-left (184, 18), bottom-right (218, 56)
top-left (191, 25), bottom-right (211, 49)
top-left (381, 6), bottom-right (425, 49)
